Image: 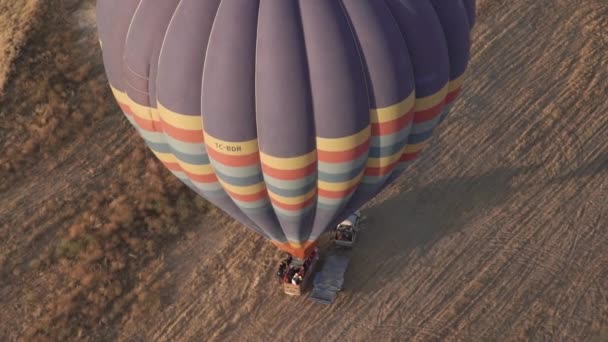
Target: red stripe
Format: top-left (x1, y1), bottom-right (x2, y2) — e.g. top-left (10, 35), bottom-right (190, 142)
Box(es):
top-left (399, 151), bottom-right (421, 163)
top-left (162, 161), bottom-right (182, 172)
top-left (366, 150), bottom-right (425, 176)
top-left (226, 189), bottom-right (267, 202)
top-left (163, 160), bottom-right (218, 183)
top-left (445, 87), bottom-right (462, 104)
top-left (119, 103), bottom-right (162, 132)
top-left (272, 241), bottom-right (317, 259)
top-left (160, 119), bottom-right (204, 143)
top-left (413, 101), bottom-right (445, 124)
top-left (270, 195), bottom-right (316, 211)
top-left (206, 147), bottom-right (259, 167)
top-left (261, 161), bottom-right (317, 180)
top-left (118, 103), bottom-right (132, 116)
top-left (317, 139), bottom-right (370, 163)
top-left (318, 184), bottom-right (358, 199)
top-left (183, 170), bottom-right (218, 183)
top-left (371, 110), bottom-right (414, 136)
top-left (120, 102), bottom-right (204, 142)
top-left (133, 115), bottom-right (161, 132)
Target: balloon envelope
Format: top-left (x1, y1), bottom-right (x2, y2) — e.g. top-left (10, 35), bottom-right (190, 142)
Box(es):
top-left (96, 0), bottom-right (475, 258)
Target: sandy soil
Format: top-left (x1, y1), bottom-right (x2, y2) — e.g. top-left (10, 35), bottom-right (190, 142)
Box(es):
top-left (1, 0), bottom-right (607, 341)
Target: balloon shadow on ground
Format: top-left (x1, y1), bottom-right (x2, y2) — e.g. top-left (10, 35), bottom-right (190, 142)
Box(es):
top-left (344, 165), bottom-right (540, 295)
top-left (551, 152), bottom-right (608, 183)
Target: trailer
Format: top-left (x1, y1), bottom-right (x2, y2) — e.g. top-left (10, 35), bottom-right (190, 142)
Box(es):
top-left (332, 211), bottom-right (363, 248)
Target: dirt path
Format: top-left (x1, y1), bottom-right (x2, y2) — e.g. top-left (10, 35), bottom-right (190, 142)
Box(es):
top-left (1, 0), bottom-right (607, 341)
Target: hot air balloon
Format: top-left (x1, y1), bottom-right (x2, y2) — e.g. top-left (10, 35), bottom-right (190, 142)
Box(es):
top-left (96, 0), bottom-right (475, 266)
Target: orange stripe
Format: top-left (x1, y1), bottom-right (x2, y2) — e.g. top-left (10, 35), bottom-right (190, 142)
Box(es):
top-left (413, 100), bottom-right (445, 124)
top-left (261, 162), bottom-right (317, 180)
top-left (399, 151), bottom-right (421, 163)
top-left (271, 241), bottom-right (317, 259)
top-left (270, 195), bottom-right (316, 211)
top-left (160, 119), bottom-right (204, 143)
top-left (225, 188), bottom-right (267, 202)
top-left (371, 110), bottom-right (414, 136)
top-left (183, 170), bottom-right (218, 183)
top-left (318, 184), bottom-right (358, 199)
top-left (119, 103), bottom-right (162, 132)
top-left (120, 102), bottom-right (203, 142)
top-left (120, 104), bottom-right (157, 131)
top-left (445, 87), bottom-right (462, 104)
top-left (317, 139), bottom-right (370, 163)
top-left (118, 103), bottom-right (133, 116)
top-left (133, 115), bottom-right (161, 132)
top-left (206, 147), bottom-right (259, 167)
top-left (162, 161), bottom-right (182, 172)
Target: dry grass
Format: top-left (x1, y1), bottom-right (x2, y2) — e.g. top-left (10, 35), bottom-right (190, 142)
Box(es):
top-left (23, 150), bottom-right (210, 340)
top-left (0, 0), bottom-right (42, 96)
top-left (1, 0), bottom-right (607, 341)
top-left (0, 2), bottom-right (107, 188)
top-left (0, 1), bottom-right (211, 340)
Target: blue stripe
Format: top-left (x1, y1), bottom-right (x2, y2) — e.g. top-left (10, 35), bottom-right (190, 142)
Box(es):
top-left (371, 127), bottom-right (410, 147)
top-left (171, 149), bottom-right (210, 165)
top-left (195, 188), bottom-right (227, 198)
top-left (181, 179), bottom-right (199, 193)
top-left (439, 104), bottom-right (454, 123)
top-left (316, 201), bottom-right (347, 211)
top-left (407, 129), bottom-right (435, 144)
top-left (360, 174), bottom-right (391, 185)
top-left (266, 181), bottom-right (316, 197)
top-left (145, 140), bottom-right (172, 154)
top-left (318, 153), bottom-right (368, 174)
top-left (273, 204), bottom-right (316, 220)
top-left (318, 165), bottom-right (364, 183)
top-left (214, 169), bottom-right (264, 187)
top-left (368, 139), bottom-right (407, 158)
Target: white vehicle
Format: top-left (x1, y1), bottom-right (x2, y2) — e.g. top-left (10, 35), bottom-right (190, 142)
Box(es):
top-left (333, 210), bottom-right (363, 248)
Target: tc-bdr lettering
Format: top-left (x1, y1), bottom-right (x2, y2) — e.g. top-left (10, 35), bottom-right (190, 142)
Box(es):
top-left (215, 143), bottom-right (242, 152)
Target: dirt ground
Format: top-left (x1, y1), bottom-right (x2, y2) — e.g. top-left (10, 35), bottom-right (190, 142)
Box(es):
top-left (1, 0), bottom-right (607, 341)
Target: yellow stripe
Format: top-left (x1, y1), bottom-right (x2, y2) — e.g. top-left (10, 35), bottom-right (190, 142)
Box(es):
top-left (179, 161), bottom-right (214, 175)
top-left (129, 101), bottom-right (158, 122)
top-left (414, 83), bottom-right (449, 111)
top-left (318, 170), bottom-right (364, 191)
top-left (366, 148), bottom-right (406, 168)
top-left (268, 188), bottom-right (316, 205)
top-left (259, 150), bottom-right (316, 170)
top-left (370, 92), bottom-right (415, 123)
top-left (449, 73), bottom-right (466, 92)
top-left (111, 86), bottom-right (129, 103)
top-left (157, 102), bottom-right (204, 130)
top-left (111, 86), bottom-right (159, 123)
top-left (152, 151), bottom-right (178, 164)
top-left (150, 107), bottom-right (161, 124)
top-left (404, 142), bottom-right (427, 154)
top-left (153, 147), bottom-right (214, 177)
top-left (204, 132), bottom-right (259, 156)
top-left (218, 180), bottom-right (266, 195)
top-left (316, 126), bottom-right (370, 152)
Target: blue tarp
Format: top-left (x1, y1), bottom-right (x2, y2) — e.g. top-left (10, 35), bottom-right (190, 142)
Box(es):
top-left (309, 254), bottom-right (350, 304)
